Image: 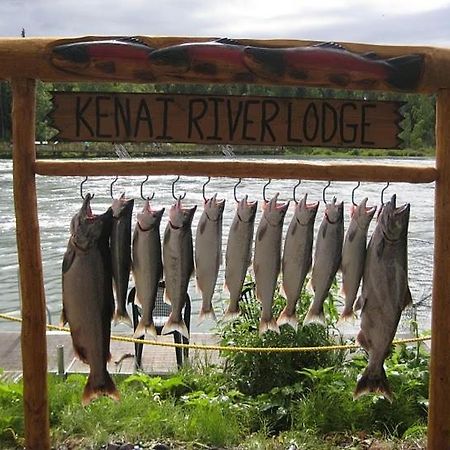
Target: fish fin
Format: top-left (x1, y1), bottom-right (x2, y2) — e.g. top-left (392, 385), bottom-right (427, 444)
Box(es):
top-left (277, 309), bottom-right (298, 331)
top-left (132, 319), bottom-right (157, 339)
top-left (306, 277), bottom-right (315, 294)
top-left (303, 305), bottom-right (326, 326)
top-left (222, 306), bottom-right (240, 322)
top-left (346, 226), bottom-right (358, 243)
top-left (354, 295), bottom-right (365, 312)
top-left (117, 36), bottom-right (154, 49)
top-left (82, 371), bottom-right (120, 406)
top-left (356, 329), bottom-right (370, 350)
top-left (72, 342), bottom-right (89, 365)
top-left (113, 310), bottom-right (133, 327)
top-left (361, 51), bottom-right (380, 60)
top-left (164, 290), bottom-right (172, 305)
top-left (259, 318), bottom-right (280, 335)
top-left (215, 37), bottom-right (242, 46)
top-left (162, 315), bottom-right (190, 340)
top-left (62, 247), bottom-right (76, 273)
top-left (198, 307), bottom-right (217, 324)
top-left (403, 286), bottom-right (413, 309)
top-left (313, 41), bottom-right (346, 51)
top-left (134, 293), bottom-right (143, 308)
top-left (353, 366), bottom-right (393, 403)
top-left (339, 306), bottom-right (357, 322)
top-left (385, 54), bottom-right (424, 90)
top-left (257, 221), bottom-right (267, 241)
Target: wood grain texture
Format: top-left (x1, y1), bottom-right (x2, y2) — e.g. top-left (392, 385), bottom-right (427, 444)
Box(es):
top-left (428, 89), bottom-right (450, 450)
top-left (34, 158), bottom-right (437, 183)
top-left (0, 37), bottom-right (448, 92)
top-left (12, 79), bottom-right (50, 450)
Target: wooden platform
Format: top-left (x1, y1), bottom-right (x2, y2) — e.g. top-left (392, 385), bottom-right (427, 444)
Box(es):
top-left (0, 331), bottom-right (222, 379)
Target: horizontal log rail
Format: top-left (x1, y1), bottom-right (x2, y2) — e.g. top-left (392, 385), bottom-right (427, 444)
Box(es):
top-left (0, 37), bottom-right (449, 93)
top-left (34, 158), bottom-right (438, 183)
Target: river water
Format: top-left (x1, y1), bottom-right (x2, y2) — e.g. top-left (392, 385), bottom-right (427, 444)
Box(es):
top-left (0, 157), bottom-right (434, 335)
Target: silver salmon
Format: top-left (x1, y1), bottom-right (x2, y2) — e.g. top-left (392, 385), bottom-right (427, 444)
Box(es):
top-left (195, 194), bottom-right (225, 323)
top-left (304, 197), bottom-right (344, 325)
top-left (111, 193), bottom-right (134, 326)
top-left (162, 198), bottom-right (197, 339)
top-left (340, 198), bottom-right (376, 319)
top-left (132, 199), bottom-right (165, 338)
top-left (354, 195), bottom-right (411, 401)
top-left (279, 194), bottom-right (318, 330)
top-left (224, 195), bottom-right (258, 320)
top-left (62, 194), bottom-right (119, 405)
top-left (253, 193), bottom-right (290, 335)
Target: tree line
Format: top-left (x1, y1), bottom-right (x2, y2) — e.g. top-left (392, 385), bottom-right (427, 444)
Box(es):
top-left (0, 81), bottom-right (436, 150)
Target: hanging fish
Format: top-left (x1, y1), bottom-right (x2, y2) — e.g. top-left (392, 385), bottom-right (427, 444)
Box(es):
top-left (62, 194), bottom-right (119, 405)
top-left (195, 194), bottom-right (225, 323)
top-left (243, 42), bottom-right (423, 90)
top-left (279, 194), bottom-right (318, 330)
top-left (304, 197), bottom-right (344, 325)
top-left (162, 198), bottom-right (197, 339)
top-left (111, 193), bottom-right (134, 326)
top-left (354, 195), bottom-right (411, 401)
top-left (148, 38), bottom-right (254, 82)
top-left (224, 195), bottom-right (258, 320)
top-left (50, 37), bottom-right (156, 81)
top-left (132, 199), bottom-right (165, 338)
top-left (253, 193), bottom-right (290, 335)
top-left (340, 198), bottom-right (376, 319)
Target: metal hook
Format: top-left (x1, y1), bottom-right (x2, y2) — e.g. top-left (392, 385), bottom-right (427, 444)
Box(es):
top-left (171, 175), bottom-right (186, 201)
top-left (140, 175), bottom-right (155, 201)
top-left (233, 178), bottom-right (242, 202)
top-left (262, 179), bottom-right (272, 202)
top-left (80, 176), bottom-right (88, 199)
top-left (110, 175), bottom-right (118, 199)
top-left (293, 180), bottom-right (302, 203)
top-left (381, 181), bottom-right (390, 205)
top-left (202, 176), bottom-right (211, 202)
top-left (351, 181), bottom-right (361, 206)
top-left (322, 181), bottom-right (331, 204)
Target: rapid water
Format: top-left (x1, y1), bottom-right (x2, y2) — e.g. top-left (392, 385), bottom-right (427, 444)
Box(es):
top-left (0, 157), bottom-right (434, 335)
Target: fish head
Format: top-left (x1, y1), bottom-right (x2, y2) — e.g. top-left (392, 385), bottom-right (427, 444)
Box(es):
top-left (237, 195), bottom-right (258, 222)
top-left (351, 197), bottom-right (377, 229)
top-left (203, 193), bottom-right (225, 220)
top-left (262, 193), bottom-right (290, 224)
top-left (70, 194), bottom-right (105, 250)
top-left (379, 194), bottom-right (410, 241)
top-left (149, 45), bottom-right (190, 72)
top-left (51, 42), bottom-right (91, 70)
top-left (169, 197), bottom-right (197, 228)
top-left (112, 193), bottom-right (134, 218)
top-left (324, 197), bottom-right (344, 224)
top-left (137, 199), bottom-right (165, 230)
top-left (295, 193), bottom-right (319, 225)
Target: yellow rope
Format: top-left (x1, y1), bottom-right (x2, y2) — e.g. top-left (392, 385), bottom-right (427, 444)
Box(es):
top-left (0, 312), bottom-right (431, 353)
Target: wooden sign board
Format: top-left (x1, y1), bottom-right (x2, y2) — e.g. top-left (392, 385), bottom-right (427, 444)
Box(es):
top-left (49, 92), bottom-right (404, 148)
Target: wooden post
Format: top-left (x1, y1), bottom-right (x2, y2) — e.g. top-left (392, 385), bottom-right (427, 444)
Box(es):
top-left (12, 78), bottom-right (50, 450)
top-left (429, 88), bottom-right (450, 450)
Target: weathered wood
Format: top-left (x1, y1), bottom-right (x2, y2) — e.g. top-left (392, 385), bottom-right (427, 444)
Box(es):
top-left (50, 92), bottom-right (404, 148)
top-left (0, 37), bottom-right (449, 92)
top-left (429, 89), bottom-right (450, 450)
top-left (12, 79), bottom-right (50, 450)
top-left (34, 158), bottom-right (437, 183)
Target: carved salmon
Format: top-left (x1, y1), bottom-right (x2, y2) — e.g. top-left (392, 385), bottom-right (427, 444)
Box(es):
top-left (50, 37), bottom-right (156, 81)
top-left (243, 42), bottom-right (423, 90)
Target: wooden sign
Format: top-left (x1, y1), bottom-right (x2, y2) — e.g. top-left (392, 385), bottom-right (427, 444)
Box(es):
top-left (49, 92), bottom-right (404, 148)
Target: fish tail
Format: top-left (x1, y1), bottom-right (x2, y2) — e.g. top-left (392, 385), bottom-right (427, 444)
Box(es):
top-left (353, 366), bottom-right (393, 402)
top-left (132, 318), bottom-right (157, 339)
top-left (161, 314), bottom-right (190, 340)
top-left (339, 305), bottom-right (357, 322)
top-left (113, 309), bottom-right (132, 327)
top-left (259, 317), bottom-right (280, 335)
top-left (276, 308), bottom-right (299, 331)
top-left (303, 304), bottom-right (326, 326)
top-left (385, 54), bottom-right (423, 90)
top-left (198, 307), bottom-right (217, 325)
top-left (82, 371), bottom-right (120, 406)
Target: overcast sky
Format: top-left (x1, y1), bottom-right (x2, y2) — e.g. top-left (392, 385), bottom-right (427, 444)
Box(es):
top-left (0, 0), bottom-right (449, 46)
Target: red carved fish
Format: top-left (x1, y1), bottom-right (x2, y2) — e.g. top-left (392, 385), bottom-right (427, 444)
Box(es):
top-left (243, 42), bottom-right (423, 90)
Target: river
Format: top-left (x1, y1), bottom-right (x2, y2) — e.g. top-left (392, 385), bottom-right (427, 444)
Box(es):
top-left (0, 157), bottom-right (434, 335)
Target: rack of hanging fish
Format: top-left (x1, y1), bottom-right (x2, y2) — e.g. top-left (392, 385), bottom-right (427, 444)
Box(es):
top-left (62, 173), bottom-right (410, 405)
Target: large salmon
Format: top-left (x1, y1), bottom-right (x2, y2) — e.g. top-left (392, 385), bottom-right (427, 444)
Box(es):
top-left (224, 195), bottom-right (258, 320)
top-left (62, 194), bottom-right (119, 405)
top-left (253, 193), bottom-right (289, 335)
top-left (132, 199), bottom-right (165, 338)
top-left (162, 198), bottom-right (197, 339)
top-left (195, 194), bottom-right (225, 323)
top-left (354, 195), bottom-right (411, 401)
top-left (279, 194), bottom-right (318, 330)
